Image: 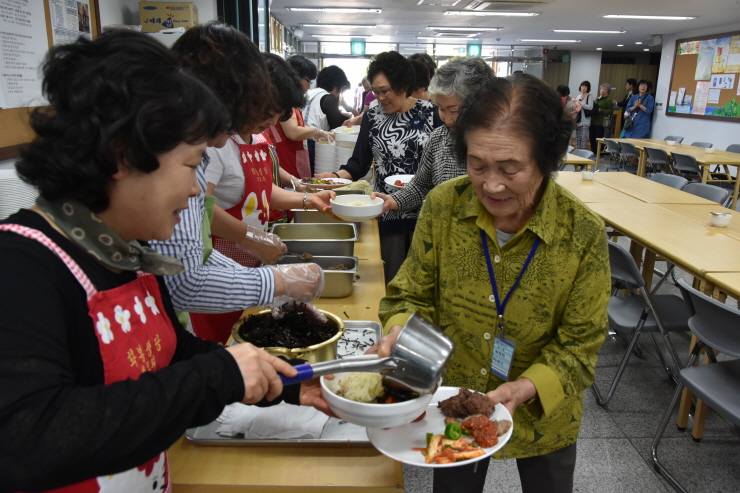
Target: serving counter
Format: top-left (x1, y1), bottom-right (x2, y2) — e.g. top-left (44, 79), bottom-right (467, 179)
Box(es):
top-left (168, 220), bottom-right (404, 492)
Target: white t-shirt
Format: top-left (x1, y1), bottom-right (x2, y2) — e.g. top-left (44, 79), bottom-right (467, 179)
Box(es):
top-left (206, 136), bottom-right (248, 210)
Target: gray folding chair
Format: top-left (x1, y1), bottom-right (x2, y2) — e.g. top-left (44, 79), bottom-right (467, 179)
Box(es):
top-left (644, 147), bottom-right (674, 175)
top-left (663, 135), bottom-right (684, 143)
top-left (591, 242), bottom-right (690, 406)
top-left (652, 279), bottom-right (740, 493)
top-left (567, 149), bottom-right (594, 171)
top-left (671, 152), bottom-right (702, 181)
top-left (726, 144), bottom-right (740, 154)
top-left (649, 173), bottom-right (688, 190)
top-left (682, 182), bottom-right (730, 206)
top-left (617, 141), bottom-right (640, 174)
top-left (690, 141), bottom-right (713, 149)
top-left (567, 145), bottom-right (575, 154)
top-left (603, 139), bottom-right (622, 171)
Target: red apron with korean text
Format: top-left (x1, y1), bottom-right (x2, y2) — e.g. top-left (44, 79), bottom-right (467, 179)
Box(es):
top-left (211, 133), bottom-right (273, 268)
top-left (267, 109), bottom-right (311, 179)
top-left (191, 134), bottom-right (273, 343)
top-left (1, 225), bottom-right (177, 493)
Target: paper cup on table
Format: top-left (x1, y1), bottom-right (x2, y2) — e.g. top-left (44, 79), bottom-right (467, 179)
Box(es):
top-left (581, 171), bottom-right (595, 181)
top-left (705, 148), bottom-right (715, 154)
top-left (709, 212), bottom-right (732, 227)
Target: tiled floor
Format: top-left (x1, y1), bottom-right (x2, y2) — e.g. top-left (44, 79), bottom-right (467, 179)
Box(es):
top-left (402, 175), bottom-right (740, 491)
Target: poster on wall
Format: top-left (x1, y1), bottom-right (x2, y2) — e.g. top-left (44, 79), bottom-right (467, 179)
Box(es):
top-left (695, 39), bottom-right (715, 80)
top-left (712, 37), bottom-right (731, 74)
top-left (0, 0), bottom-right (49, 108)
top-left (710, 73), bottom-right (735, 89)
top-left (727, 36), bottom-right (740, 73)
top-left (48, 0), bottom-right (91, 46)
top-left (691, 81), bottom-right (710, 115)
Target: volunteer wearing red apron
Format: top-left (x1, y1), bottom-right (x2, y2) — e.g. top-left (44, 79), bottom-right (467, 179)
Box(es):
top-left (0, 31), bottom-right (331, 492)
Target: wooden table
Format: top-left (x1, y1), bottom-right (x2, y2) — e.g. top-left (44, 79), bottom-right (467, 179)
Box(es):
top-left (593, 171), bottom-right (719, 205)
top-left (555, 172), bottom-right (644, 204)
top-left (595, 138), bottom-right (740, 207)
top-left (657, 204), bottom-right (740, 240)
top-left (168, 220), bottom-right (404, 492)
top-left (560, 152), bottom-right (595, 171)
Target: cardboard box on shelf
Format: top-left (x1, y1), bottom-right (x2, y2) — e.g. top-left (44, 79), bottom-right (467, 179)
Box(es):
top-left (139, 2), bottom-right (198, 33)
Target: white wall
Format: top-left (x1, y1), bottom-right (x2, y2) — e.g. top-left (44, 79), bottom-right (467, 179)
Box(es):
top-left (653, 22), bottom-right (740, 150)
top-left (568, 51), bottom-right (603, 97)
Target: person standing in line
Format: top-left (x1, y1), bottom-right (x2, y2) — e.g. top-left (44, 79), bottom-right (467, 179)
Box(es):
top-left (624, 80), bottom-right (655, 139)
top-left (589, 83), bottom-right (614, 153)
top-left (572, 81), bottom-right (593, 150)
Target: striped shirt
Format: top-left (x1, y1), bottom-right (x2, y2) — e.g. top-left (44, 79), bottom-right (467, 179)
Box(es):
top-left (149, 153), bottom-right (275, 313)
top-left (392, 125), bottom-right (466, 214)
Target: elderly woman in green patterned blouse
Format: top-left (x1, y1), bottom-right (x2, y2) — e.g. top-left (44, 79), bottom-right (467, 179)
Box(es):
top-left (373, 74), bottom-right (611, 493)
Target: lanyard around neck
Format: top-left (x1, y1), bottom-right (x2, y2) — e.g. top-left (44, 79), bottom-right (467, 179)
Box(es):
top-left (480, 229), bottom-right (541, 337)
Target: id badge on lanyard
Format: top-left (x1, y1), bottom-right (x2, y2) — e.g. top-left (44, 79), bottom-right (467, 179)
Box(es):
top-left (480, 229), bottom-right (541, 381)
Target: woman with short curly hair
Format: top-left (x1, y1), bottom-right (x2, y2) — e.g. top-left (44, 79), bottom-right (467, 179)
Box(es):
top-left (319, 51), bottom-right (442, 282)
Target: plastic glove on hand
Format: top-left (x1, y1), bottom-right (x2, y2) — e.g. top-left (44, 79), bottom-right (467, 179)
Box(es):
top-left (236, 226), bottom-right (288, 264)
top-left (312, 128), bottom-right (335, 144)
top-left (268, 263), bottom-right (325, 317)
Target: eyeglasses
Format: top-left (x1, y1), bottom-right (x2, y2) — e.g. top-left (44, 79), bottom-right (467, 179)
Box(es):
top-left (303, 77), bottom-right (313, 84)
top-left (371, 88), bottom-right (393, 98)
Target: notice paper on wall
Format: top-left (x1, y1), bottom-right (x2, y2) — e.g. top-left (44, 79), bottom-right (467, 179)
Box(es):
top-left (695, 39), bottom-right (716, 80)
top-left (727, 36), bottom-right (740, 73)
top-left (48, 0), bottom-right (92, 46)
top-left (669, 91), bottom-right (677, 107)
top-left (0, 0), bottom-right (49, 108)
top-left (708, 89), bottom-right (721, 104)
top-left (710, 74), bottom-right (735, 89)
top-left (692, 81), bottom-right (710, 115)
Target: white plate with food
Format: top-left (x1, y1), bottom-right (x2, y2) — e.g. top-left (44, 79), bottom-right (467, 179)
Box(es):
top-left (366, 386), bottom-right (513, 468)
top-left (301, 177), bottom-right (352, 190)
top-left (384, 174), bottom-right (414, 192)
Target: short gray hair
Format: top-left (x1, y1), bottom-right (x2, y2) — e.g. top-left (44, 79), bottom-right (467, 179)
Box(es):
top-left (428, 57), bottom-right (494, 102)
top-left (599, 82), bottom-right (611, 92)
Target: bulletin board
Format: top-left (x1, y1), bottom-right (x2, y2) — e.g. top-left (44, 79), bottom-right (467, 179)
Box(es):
top-left (666, 30), bottom-right (740, 122)
top-left (0, 0), bottom-right (101, 161)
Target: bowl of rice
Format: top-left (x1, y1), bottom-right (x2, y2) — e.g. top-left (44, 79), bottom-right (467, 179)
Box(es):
top-left (330, 194), bottom-right (384, 222)
top-left (321, 355), bottom-right (433, 428)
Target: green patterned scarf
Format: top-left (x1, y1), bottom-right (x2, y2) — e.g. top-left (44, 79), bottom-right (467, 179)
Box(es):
top-left (35, 197), bottom-right (184, 276)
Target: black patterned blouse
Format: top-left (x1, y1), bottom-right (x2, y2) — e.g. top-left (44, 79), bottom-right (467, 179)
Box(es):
top-left (340, 99), bottom-right (441, 232)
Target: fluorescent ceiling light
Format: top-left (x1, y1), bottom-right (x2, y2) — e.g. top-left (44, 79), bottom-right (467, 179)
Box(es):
top-left (635, 41), bottom-right (643, 44)
top-left (604, 14), bottom-right (696, 20)
top-left (416, 36), bottom-right (478, 42)
top-left (553, 29), bottom-right (625, 34)
top-left (596, 47), bottom-right (603, 50)
top-left (287, 7), bottom-right (382, 13)
top-left (311, 34), bottom-right (373, 39)
top-left (520, 39), bottom-right (581, 43)
top-left (617, 44), bottom-right (624, 47)
top-left (644, 48), bottom-right (650, 51)
top-left (428, 26), bottom-right (501, 31)
top-left (300, 23), bottom-right (376, 28)
top-left (445, 11), bottom-right (538, 17)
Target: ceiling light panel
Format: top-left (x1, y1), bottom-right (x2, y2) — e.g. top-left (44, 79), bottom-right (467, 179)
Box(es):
top-left (445, 10), bottom-right (539, 16)
top-left (604, 15), bottom-right (696, 20)
top-left (286, 7), bottom-right (382, 13)
top-left (300, 24), bottom-right (377, 28)
top-left (311, 34), bottom-right (373, 39)
top-left (520, 39), bottom-right (580, 42)
top-left (427, 26), bottom-right (501, 31)
top-left (553, 29), bottom-right (625, 34)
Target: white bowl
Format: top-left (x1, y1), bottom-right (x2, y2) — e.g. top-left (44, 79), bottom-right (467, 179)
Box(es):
top-left (666, 140), bottom-right (677, 146)
top-left (384, 174), bottom-right (414, 192)
top-left (330, 194), bottom-right (384, 221)
top-left (581, 171), bottom-right (595, 181)
top-left (709, 212), bottom-right (732, 227)
top-left (705, 148), bottom-right (715, 154)
top-left (320, 355), bottom-right (433, 428)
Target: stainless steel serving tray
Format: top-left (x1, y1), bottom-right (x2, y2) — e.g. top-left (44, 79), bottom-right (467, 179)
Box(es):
top-left (271, 223), bottom-right (357, 257)
top-left (277, 255), bottom-right (358, 298)
top-left (185, 320), bottom-right (382, 447)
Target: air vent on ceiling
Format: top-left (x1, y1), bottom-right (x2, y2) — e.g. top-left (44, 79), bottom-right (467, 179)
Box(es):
top-left (464, 0), bottom-right (548, 11)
